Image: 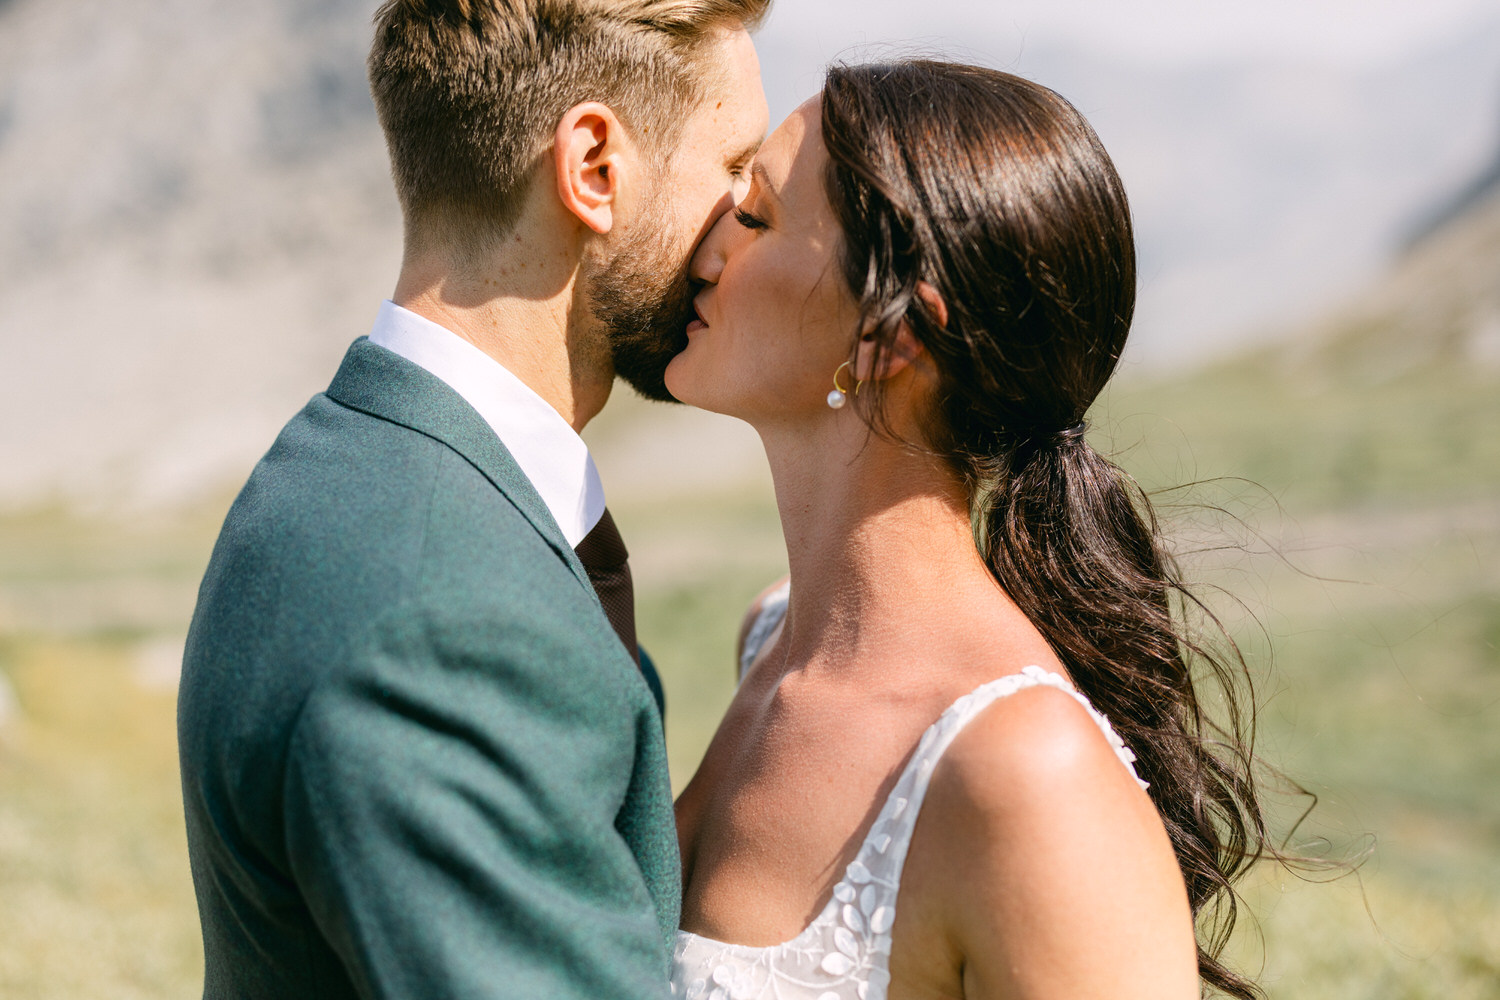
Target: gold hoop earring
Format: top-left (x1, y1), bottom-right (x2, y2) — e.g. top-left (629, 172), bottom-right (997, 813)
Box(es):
top-left (827, 361), bottom-right (853, 409)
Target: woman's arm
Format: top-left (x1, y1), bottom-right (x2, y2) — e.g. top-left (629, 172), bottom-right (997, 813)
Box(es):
top-left (909, 685), bottom-right (1200, 1000)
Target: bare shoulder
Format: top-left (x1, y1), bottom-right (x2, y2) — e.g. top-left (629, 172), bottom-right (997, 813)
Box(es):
top-left (911, 679), bottom-right (1199, 999)
top-left (937, 681), bottom-right (1146, 816)
top-left (733, 574), bottom-right (790, 672)
top-left (926, 680), bottom-right (1169, 879)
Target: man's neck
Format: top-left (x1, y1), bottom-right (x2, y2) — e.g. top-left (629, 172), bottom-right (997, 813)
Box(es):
top-left (391, 248), bottom-right (613, 434)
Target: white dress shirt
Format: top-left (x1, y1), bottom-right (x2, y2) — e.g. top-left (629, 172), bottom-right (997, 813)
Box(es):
top-left (366, 300), bottom-right (607, 548)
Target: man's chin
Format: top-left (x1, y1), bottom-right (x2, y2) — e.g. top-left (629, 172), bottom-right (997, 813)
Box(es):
top-left (611, 327), bottom-right (690, 403)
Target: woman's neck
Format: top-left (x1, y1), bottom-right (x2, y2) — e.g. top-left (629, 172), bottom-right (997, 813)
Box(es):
top-left (758, 417), bottom-right (1015, 680)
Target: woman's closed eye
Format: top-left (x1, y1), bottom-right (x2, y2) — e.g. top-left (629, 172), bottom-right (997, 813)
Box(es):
top-left (733, 206), bottom-right (768, 231)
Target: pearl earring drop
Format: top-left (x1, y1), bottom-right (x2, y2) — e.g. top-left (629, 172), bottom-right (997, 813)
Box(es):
top-left (828, 361), bottom-right (852, 409)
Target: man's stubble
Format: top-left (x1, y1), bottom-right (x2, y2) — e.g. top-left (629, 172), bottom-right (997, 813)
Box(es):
top-left (588, 190), bottom-right (695, 404)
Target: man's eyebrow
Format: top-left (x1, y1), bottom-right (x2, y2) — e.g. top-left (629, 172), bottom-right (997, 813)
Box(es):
top-left (727, 139), bottom-right (762, 168)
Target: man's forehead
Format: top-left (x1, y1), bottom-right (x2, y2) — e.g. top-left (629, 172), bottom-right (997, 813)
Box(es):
top-left (691, 27), bottom-right (769, 151)
top-left (721, 22), bottom-right (762, 79)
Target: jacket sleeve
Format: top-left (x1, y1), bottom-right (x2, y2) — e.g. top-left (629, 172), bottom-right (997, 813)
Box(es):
top-left (280, 604), bottom-right (673, 1000)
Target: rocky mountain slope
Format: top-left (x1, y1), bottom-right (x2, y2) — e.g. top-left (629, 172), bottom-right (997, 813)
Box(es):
top-left (0, 0), bottom-right (398, 510)
top-left (0, 0), bottom-right (1495, 511)
top-left (1307, 183), bottom-right (1500, 382)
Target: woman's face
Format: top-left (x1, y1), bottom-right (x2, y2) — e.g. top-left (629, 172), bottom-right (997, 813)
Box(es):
top-left (663, 97), bottom-right (861, 425)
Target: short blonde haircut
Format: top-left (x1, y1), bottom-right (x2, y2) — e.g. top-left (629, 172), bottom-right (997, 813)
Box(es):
top-left (369, 0), bottom-right (770, 237)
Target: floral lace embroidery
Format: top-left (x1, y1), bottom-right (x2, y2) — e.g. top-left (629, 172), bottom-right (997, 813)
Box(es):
top-left (673, 596), bottom-right (1148, 1000)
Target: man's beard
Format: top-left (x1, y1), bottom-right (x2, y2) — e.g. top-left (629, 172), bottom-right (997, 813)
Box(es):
top-left (589, 218), bottom-right (694, 403)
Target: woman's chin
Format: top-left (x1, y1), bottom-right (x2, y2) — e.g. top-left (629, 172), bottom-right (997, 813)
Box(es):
top-left (663, 350), bottom-right (736, 417)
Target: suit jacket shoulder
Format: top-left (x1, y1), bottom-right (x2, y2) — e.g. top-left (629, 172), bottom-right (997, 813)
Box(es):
top-left (178, 339), bottom-right (680, 999)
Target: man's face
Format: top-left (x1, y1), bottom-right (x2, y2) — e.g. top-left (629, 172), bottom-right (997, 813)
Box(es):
top-left (591, 26), bottom-right (770, 402)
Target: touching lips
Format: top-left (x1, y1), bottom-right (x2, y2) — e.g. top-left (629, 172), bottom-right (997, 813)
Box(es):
top-left (686, 300), bottom-right (709, 335)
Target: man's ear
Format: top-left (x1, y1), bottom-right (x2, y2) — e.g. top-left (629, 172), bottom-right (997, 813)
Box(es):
top-left (853, 282), bottom-right (944, 382)
top-left (554, 102), bottom-right (629, 235)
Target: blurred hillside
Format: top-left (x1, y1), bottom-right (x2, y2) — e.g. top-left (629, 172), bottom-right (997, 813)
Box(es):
top-left (0, 0), bottom-right (399, 509)
top-left (1107, 173), bottom-right (1500, 512)
top-left (2, 0), bottom-right (1499, 511)
top-left (1100, 184), bottom-right (1500, 997)
top-left (1300, 169), bottom-right (1500, 391)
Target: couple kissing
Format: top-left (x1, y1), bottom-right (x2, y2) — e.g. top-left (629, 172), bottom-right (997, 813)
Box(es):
top-left (178, 2), bottom-right (1266, 998)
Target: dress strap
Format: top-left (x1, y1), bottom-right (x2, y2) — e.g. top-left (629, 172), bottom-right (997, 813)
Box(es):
top-left (738, 581), bottom-right (791, 680)
top-left (669, 663), bottom-right (1149, 1000)
top-left (882, 668), bottom-right (1149, 845)
top-left (848, 666), bottom-right (1149, 922)
top-left (741, 666), bottom-right (1152, 1000)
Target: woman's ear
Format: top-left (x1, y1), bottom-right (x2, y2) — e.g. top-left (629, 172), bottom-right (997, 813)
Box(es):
top-left (554, 102), bottom-right (627, 235)
top-left (914, 280), bottom-right (949, 330)
top-left (853, 282), bottom-right (944, 382)
top-left (853, 323), bottom-right (922, 383)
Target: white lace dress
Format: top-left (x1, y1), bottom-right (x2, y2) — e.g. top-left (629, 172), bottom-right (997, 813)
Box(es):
top-left (670, 584), bottom-right (1149, 1000)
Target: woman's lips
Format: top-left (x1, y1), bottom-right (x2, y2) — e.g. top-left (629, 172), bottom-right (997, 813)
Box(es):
top-left (687, 300), bottom-right (709, 335)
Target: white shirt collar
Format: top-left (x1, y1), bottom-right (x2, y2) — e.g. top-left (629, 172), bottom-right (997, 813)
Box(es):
top-left (366, 300), bottom-right (606, 548)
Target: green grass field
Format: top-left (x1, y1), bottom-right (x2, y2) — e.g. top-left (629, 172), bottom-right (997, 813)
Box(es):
top-left (0, 342), bottom-right (1495, 997)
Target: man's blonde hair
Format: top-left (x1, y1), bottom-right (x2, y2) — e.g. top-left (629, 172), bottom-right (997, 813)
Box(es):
top-left (369, 0), bottom-right (770, 239)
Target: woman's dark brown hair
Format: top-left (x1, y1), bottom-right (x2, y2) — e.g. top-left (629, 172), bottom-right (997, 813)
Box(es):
top-left (822, 60), bottom-right (1268, 998)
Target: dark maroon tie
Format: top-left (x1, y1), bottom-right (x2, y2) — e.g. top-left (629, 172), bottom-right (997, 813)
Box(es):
top-left (573, 508), bottom-right (639, 665)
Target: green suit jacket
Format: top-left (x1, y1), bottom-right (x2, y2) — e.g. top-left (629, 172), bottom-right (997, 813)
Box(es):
top-left (177, 338), bottom-right (681, 999)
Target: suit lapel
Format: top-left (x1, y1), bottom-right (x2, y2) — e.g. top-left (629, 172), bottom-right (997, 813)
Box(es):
top-left (324, 337), bottom-right (594, 593)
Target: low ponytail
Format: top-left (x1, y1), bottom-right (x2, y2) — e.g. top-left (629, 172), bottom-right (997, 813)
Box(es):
top-left (977, 436), bottom-right (1266, 999)
top-left (822, 61), bottom-right (1274, 998)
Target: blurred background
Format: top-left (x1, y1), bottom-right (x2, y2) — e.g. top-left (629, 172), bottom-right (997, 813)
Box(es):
top-left (0, 0), bottom-right (1497, 995)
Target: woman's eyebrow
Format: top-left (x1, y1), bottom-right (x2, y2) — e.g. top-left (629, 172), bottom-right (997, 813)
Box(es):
top-left (750, 162), bottom-right (781, 203)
